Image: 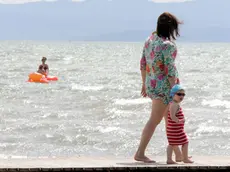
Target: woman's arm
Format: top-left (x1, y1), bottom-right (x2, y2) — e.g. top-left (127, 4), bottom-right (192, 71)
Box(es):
top-left (162, 43), bottom-right (179, 88)
top-left (140, 45), bottom-right (147, 97)
top-left (140, 48), bottom-right (146, 84)
top-left (141, 69), bottom-right (146, 85)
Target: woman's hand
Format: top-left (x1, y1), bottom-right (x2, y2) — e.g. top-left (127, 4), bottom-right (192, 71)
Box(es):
top-left (168, 76), bottom-right (177, 88)
top-left (141, 84), bottom-right (147, 97)
top-left (176, 78), bottom-right (180, 84)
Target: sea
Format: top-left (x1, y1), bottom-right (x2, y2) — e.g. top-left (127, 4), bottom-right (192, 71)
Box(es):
top-left (0, 41), bottom-right (230, 159)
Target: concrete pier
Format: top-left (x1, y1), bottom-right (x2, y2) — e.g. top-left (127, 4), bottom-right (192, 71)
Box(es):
top-left (0, 156), bottom-right (230, 171)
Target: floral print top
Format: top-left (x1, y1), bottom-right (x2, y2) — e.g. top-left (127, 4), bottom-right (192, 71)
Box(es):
top-left (140, 32), bottom-right (179, 104)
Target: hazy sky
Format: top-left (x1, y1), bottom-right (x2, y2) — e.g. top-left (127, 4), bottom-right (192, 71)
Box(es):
top-left (0, 0), bottom-right (193, 3)
top-left (0, 0), bottom-right (229, 42)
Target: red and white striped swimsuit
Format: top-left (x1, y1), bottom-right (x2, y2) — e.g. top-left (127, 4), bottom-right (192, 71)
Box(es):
top-left (166, 106), bottom-right (188, 146)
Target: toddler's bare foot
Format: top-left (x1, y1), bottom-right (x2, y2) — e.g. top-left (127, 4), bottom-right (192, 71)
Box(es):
top-left (167, 159), bottom-right (177, 164)
top-left (134, 153), bottom-right (156, 163)
top-left (176, 156), bottom-right (192, 162)
top-left (183, 158), bottom-right (194, 163)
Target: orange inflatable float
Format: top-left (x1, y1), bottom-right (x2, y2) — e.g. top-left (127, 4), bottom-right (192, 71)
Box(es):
top-left (28, 72), bottom-right (58, 83)
top-left (46, 76), bottom-right (58, 81)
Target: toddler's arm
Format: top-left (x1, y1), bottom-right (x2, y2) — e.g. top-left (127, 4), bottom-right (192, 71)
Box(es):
top-left (169, 102), bottom-right (180, 123)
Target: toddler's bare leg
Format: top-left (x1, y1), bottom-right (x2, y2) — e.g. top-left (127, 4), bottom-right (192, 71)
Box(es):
top-left (167, 145), bottom-right (177, 164)
top-left (182, 143), bottom-right (194, 163)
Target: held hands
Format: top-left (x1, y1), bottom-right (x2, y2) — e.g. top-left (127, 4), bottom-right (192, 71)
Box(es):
top-left (176, 78), bottom-right (180, 84)
top-left (170, 78), bottom-right (180, 89)
top-left (141, 84), bottom-right (147, 97)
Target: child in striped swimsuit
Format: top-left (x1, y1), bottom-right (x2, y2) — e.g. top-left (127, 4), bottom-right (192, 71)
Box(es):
top-left (166, 84), bottom-right (194, 164)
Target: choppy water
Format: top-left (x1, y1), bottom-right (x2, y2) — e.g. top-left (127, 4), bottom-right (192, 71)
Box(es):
top-left (1, 41), bottom-right (230, 159)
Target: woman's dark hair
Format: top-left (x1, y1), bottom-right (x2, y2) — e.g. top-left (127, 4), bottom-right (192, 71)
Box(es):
top-left (156, 12), bottom-right (182, 40)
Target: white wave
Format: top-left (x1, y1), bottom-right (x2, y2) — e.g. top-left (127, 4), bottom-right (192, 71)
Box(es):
top-left (96, 126), bottom-right (120, 133)
top-left (195, 123), bottom-right (230, 135)
top-left (45, 134), bottom-right (54, 138)
top-left (0, 154), bottom-right (28, 159)
top-left (202, 99), bottom-right (230, 108)
top-left (71, 84), bottom-right (104, 91)
top-left (114, 98), bottom-right (151, 105)
top-left (108, 108), bottom-right (134, 115)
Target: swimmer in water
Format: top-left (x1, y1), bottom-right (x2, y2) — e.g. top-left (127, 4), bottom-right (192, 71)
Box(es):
top-left (37, 65), bottom-right (46, 75)
top-left (38, 57), bottom-right (49, 75)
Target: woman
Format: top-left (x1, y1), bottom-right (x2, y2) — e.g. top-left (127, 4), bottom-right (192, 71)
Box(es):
top-left (134, 12), bottom-right (182, 163)
top-left (38, 57), bottom-right (49, 76)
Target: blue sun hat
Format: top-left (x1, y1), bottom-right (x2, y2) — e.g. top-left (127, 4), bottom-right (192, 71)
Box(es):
top-left (170, 84), bottom-right (185, 101)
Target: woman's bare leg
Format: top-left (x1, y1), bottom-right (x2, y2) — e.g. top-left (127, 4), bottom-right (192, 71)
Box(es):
top-left (134, 99), bottom-right (167, 162)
